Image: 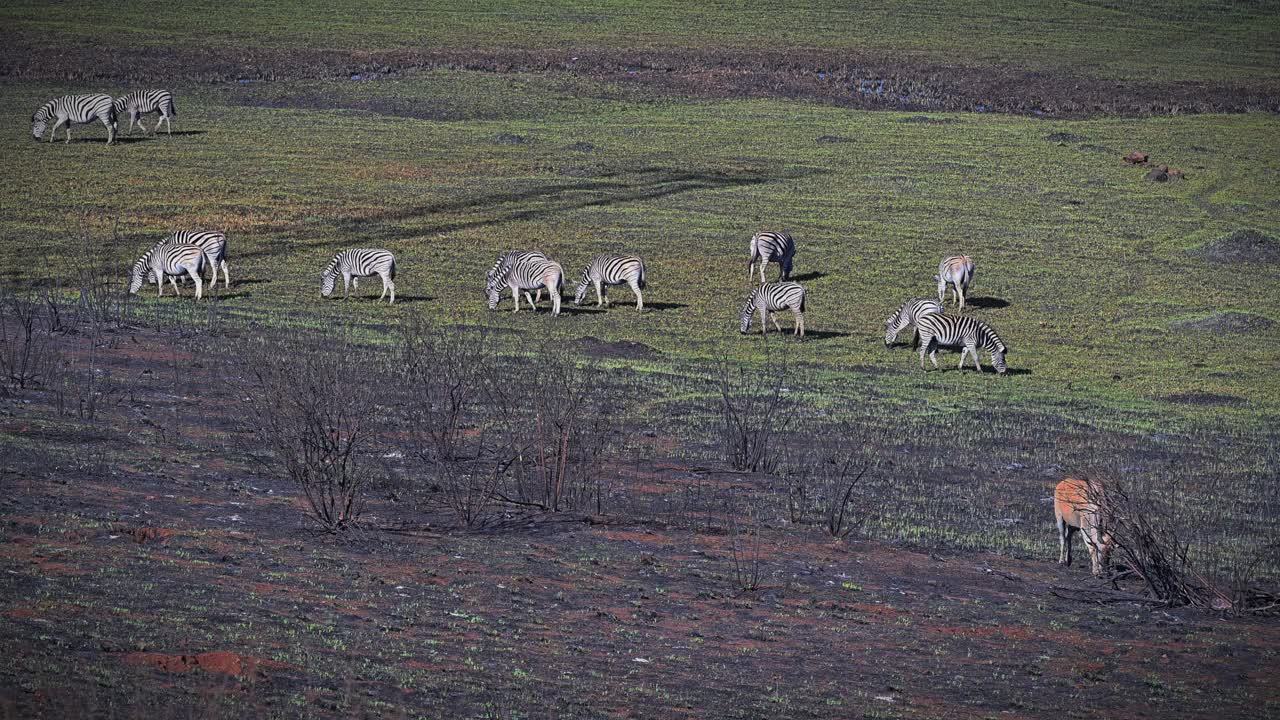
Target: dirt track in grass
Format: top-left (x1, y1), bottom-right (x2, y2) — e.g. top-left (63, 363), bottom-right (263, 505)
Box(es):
top-left (1, 322), bottom-right (1278, 719)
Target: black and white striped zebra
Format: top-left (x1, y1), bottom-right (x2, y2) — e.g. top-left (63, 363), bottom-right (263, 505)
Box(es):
top-left (915, 313), bottom-right (1008, 374)
top-left (486, 250), bottom-right (563, 315)
top-left (748, 231), bottom-right (796, 284)
top-left (321, 249), bottom-right (397, 303)
top-left (31, 94), bottom-right (116, 145)
top-left (740, 282), bottom-right (806, 337)
top-left (884, 298), bottom-right (943, 347)
top-left (573, 254), bottom-right (646, 310)
top-left (129, 242), bottom-right (207, 299)
top-left (148, 231), bottom-right (229, 289)
top-left (114, 89), bottom-right (176, 135)
top-left (935, 254), bottom-right (975, 310)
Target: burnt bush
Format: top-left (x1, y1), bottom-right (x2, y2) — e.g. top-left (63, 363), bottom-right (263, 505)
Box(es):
top-left (714, 354), bottom-right (800, 474)
top-left (240, 335), bottom-right (382, 532)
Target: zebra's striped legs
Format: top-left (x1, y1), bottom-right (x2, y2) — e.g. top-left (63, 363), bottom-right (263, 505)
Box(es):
top-left (792, 309), bottom-right (805, 337)
top-left (342, 272), bottom-right (353, 300)
top-left (377, 271), bottom-right (395, 303)
top-left (628, 279), bottom-right (643, 310)
top-left (594, 280), bottom-right (606, 307)
top-left (769, 312), bottom-right (784, 333)
top-left (510, 286), bottom-right (522, 313)
top-left (163, 114), bottom-right (173, 135)
top-left (920, 342), bottom-right (941, 371)
top-left (190, 270), bottom-right (203, 300)
top-left (549, 281), bottom-right (561, 316)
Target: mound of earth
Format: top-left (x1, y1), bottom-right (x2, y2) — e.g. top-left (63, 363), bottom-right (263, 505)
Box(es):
top-left (1190, 229), bottom-right (1280, 264)
top-left (564, 141), bottom-right (595, 153)
top-left (572, 336), bottom-right (662, 361)
top-left (493, 132), bottom-right (528, 145)
top-left (1170, 312), bottom-right (1276, 334)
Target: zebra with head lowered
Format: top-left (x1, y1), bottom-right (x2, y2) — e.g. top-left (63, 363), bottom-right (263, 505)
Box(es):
top-left (114, 90), bottom-right (176, 135)
top-left (32, 95), bottom-right (116, 145)
top-left (321, 249), bottom-right (397, 303)
top-left (740, 281), bottom-right (806, 337)
top-left (486, 251), bottom-right (564, 315)
top-left (149, 231), bottom-right (229, 289)
top-left (574, 253), bottom-right (646, 310)
top-left (915, 313), bottom-right (1008, 374)
top-left (935, 254), bottom-right (975, 311)
top-left (884, 298), bottom-right (942, 347)
top-left (129, 241), bottom-right (207, 300)
top-left (748, 231), bottom-right (795, 284)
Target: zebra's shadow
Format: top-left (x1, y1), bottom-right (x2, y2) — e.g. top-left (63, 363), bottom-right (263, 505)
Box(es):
top-left (964, 297), bottom-right (1010, 309)
top-left (64, 137), bottom-right (150, 144)
top-left (787, 271), bottom-right (825, 282)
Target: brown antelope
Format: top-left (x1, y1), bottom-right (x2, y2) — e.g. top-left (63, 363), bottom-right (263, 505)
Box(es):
top-left (1054, 477), bottom-right (1113, 577)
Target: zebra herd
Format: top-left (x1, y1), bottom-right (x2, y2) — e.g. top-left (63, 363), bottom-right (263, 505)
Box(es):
top-left (31, 91), bottom-right (176, 145)
top-left (883, 255), bottom-right (1010, 375)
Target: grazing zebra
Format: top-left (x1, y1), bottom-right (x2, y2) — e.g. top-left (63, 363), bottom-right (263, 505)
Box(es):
top-left (915, 313), bottom-right (1008, 374)
top-left (321, 249), bottom-right (397, 303)
top-left (748, 231), bottom-right (796, 284)
top-left (574, 254), bottom-right (646, 310)
top-left (129, 242), bottom-right (207, 299)
top-left (149, 231), bottom-right (229, 289)
top-left (740, 282), bottom-right (806, 337)
top-left (31, 94), bottom-right (116, 145)
top-left (486, 250), bottom-right (564, 315)
top-left (935, 254), bottom-right (975, 310)
top-left (114, 89), bottom-right (176, 135)
top-left (884, 298), bottom-right (943, 347)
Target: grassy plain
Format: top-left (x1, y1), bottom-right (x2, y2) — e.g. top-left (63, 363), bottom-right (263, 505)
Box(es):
top-left (2, 2), bottom-right (1279, 718)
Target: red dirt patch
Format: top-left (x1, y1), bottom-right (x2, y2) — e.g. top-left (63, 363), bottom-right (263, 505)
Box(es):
top-left (122, 651), bottom-right (287, 678)
top-left (118, 526), bottom-right (177, 544)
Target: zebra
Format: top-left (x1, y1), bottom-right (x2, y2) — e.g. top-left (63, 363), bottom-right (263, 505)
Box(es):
top-left (31, 94), bottom-right (116, 145)
top-left (740, 282), bottom-right (806, 337)
top-left (486, 250), bottom-right (563, 315)
top-left (884, 298), bottom-right (943, 347)
top-left (148, 231), bottom-right (229, 289)
top-left (748, 231), bottom-right (796, 284)
top-left (915, 313), bottom-right (1008, 374)
top-left (129, 242), bottom-right (207, 300)
top-left (321, 249), bottom-right (397, 303)
top-left (114, 89), bottom-right (176, 135)
top-left (935, 254), bottom-right (975, 310)
top-left (573, 254), bottom-right (646, 310)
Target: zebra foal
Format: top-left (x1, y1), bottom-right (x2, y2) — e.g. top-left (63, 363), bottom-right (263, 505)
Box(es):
top-left (915, 313), bottom-right (1008, 374)
top-left (748, 231), bottom-right (796, 284)
top-left (486, 251), bottom-right (563, 315)
top-left (114, 90), bottom-right (176, 135)
top-left (32, 95), bottom-right (116, 145)
top-left (321, 249), bottom-right (397, 303)
top-left (574, 254), bottom-right (646, 310)
top-left (935, 254), bottom-right (975, 310)
top-left (884, 298), bottom-right (942, 347)
top-left (129, 242), bottom-right (207, 299)
top-left (740, 282), bottom-right (806, 337)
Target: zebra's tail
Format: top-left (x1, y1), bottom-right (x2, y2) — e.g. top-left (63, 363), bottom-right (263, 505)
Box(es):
top-left (798, 292), bottom-right (806, 313)
top-left (637, 264), bottom-right (647, 290)
top-left (388, 257), bottom-right (397, 281)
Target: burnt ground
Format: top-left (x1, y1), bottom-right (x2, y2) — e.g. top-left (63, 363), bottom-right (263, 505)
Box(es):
top-left (2, 324), bottom-right (1279, 719)
top-left (3, 39), bottom-right (1278, 118)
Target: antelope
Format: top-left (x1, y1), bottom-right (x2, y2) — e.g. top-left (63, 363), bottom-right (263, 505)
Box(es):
top-left (1054, 477), bottom-right (1113, 577)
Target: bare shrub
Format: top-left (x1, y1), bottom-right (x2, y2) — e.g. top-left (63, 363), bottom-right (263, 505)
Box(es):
top-left (241, 336), bottom-right (381, 532)
top-left (485, 347), bottom-right (612, 514)
top-left (780, 428), bottom-right (872, 539)
top-left (0, 291), bottom-right (59, 393)
top-left (398, 320), bottom-right (492, 462)
top-left (715, 354), bottom-right (798, 474)
top-left (726, 488), bottom-right (765, 593)
top-left (1098, 477), bottom-right (1278, 612)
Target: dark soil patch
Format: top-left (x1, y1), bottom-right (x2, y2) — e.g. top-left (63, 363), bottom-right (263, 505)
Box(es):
top-left (563, 141), bottom-right (595, 153)
top-left (571, 335), bottom-right (662, 361)
top-left (493, 132), bottom-right (529, 145)
top-left (1163, 392), bottom-right (1246, 406)
top-left (815, 135), bottom-right (857, 143)
top-left (5, 41), bottom-right (1277, 118)
top-left (1190, 229), bottom-right (1280, 264)
top-left (1170, 312), bottom-right (1277, 334)
top-left (1045, 132), bottom-right (1089, 143)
